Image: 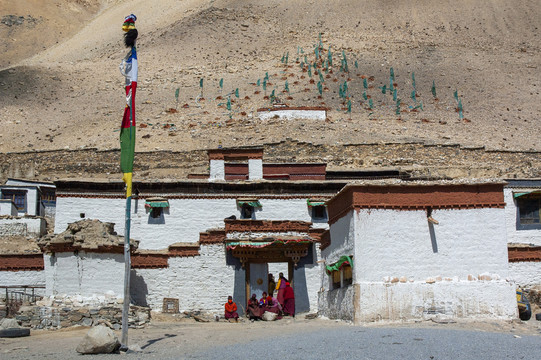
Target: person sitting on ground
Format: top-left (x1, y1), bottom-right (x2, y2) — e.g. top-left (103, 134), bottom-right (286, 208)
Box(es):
top-left (259, 292), bottom-right (268, 306)
top-left (263, 296), bottom-right (282, 319)
top-left (247, 293), bottom-right (262, 320)
top-left (224, 295), bottom-right (239, 322)
top-left (283, 281), bottom-right (295, 317)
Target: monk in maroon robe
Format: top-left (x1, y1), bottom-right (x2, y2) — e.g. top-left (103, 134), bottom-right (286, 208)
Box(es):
top-left (247, 294), bottom-right (262, 320)
top-left (283, 282), bottom-right (295, 317)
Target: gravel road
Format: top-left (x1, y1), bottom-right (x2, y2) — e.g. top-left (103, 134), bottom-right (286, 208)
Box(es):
top-left (2, 318), bottom-right (540, 360)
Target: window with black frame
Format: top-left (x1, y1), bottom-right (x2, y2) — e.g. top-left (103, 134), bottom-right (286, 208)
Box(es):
top-left (517, 195), bottom-right (541, 227)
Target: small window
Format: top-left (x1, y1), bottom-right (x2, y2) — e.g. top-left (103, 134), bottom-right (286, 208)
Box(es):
top-left (332, 270), bottom-right (341, 290)
top-left (150, 207), bottom-right (163, 218)
top-left (241, 204), bottom-right (253, 219)
top-left (312, 205), bottom-right (327, 220)
top-left (1, 190), bottom-right (27, 211)
top-left (518, 197), bottom-right (541, 225)
top-left (342, 264), bottom-right (353, 287)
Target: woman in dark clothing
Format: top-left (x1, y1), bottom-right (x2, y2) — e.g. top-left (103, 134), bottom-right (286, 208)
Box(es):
top-left (247, 294), bottom-right (262, 320)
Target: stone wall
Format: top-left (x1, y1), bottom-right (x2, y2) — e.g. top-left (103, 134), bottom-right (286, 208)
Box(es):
top-left (0, 217), bottom-right (46, 237)
top-left (14, 304), bottom-right (150, 330)
top-left (2, 140), bottom-right (541, 182)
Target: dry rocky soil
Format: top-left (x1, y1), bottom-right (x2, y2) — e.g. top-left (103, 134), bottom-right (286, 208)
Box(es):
top-left (0, 0), bottom-right (540, 180)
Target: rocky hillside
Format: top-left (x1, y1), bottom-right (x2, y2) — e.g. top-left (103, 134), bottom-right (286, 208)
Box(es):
top-left (0, 0), bottom-right (539, 181)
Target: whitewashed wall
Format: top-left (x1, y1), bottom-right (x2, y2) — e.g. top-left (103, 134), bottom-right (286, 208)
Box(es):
top-left (55, 197), bottom-right (329, 250)
top-left (0, 200), bottom-right (17, 216)
top-left (352, 208), bottom-right (515, 321)
top-left (509, 262), bottom-right (541, 287)
top-left (504, 188), bottom-right (541, 245)
top-left (0, 217), bottom-right (46, 237)
top-left (318, 285), bottom-right (355, 320)
top-left (130, 244), bottom-right (236, 313)
top-left (44, 252), bottom-right (124, 298)
top-left (354, 208), bottom-right (510, 281)
top-left (356, 281), bottom-right (517, 322)
top-left (0, 270), bottom-right (45, 288)
top-left (322, 210), bottom-right (355, 266)
top-left (248, 159), bottom-right (263, 180)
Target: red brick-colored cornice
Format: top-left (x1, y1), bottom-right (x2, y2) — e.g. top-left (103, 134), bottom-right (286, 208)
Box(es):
top-left (224, 220), bottom-right (313, 233)
top-left (327, 183), bottom-right (505, 224)
top-left (208, 148), bottom-right (263, 160)
top-left (508, 246), bottom-right (541, 262)
top-left (0, 254), bottom-right (44, 271)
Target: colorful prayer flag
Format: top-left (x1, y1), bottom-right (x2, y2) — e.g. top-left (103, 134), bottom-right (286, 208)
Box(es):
top-left (119, 44), bottom-right (138, 197)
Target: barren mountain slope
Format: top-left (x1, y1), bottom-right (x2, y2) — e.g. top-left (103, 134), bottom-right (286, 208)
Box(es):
top-left (0, 0), bottom-right (539, 171)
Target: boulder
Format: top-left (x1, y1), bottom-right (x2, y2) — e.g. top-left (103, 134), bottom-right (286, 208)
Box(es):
top-left (0, 318), bottom-right (21, 329)
top-left (76, 325), bottom-right (120, 354)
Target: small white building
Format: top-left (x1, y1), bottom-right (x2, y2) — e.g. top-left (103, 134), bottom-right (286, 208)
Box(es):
top-left (504, 179), bottom-right (541, 288)
top-left (319, 181), bottom-right (517, 323)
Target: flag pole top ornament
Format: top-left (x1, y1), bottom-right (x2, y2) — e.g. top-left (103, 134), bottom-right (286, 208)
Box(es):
top-left (122, 14), bottom-right (137, 32)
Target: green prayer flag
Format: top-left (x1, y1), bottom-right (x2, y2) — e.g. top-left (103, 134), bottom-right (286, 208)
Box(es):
top-left (284, 80), bottom-right (289, 93)
top-left (219, 78), bottom-right (223, 89)
top-left (368, 98), bottom-right (373, 109)
top-left (175, 88), bottom-right (180, 100)
top-left (411, 90), bottom-right (416, 101)
top-left (411, 72), bottom-right (416, 89)
top-left (235, 88), bottom-right (239, 98)
top-left (263, 79), bottom-right (267, 91)
top-left (257, 79), bottom-right (260, 87)
top-left (317, 81), bottom-right (322, 95)
top-left (381, 85), bottom-right (387, 94)
top-left (199, 78), bottom-right (203, 88)
top-left (347, 100), bottom-right (351, 113)
top-left (362, 91), bottom-right (367, 100)
top-left (227, 97), bottom-right (231, 111)
top-left (453, 90), bottom-right (459, 102)
top-left (431, 80), bottom-right (437, 98)
top-left (363, 78), bottom-right (368, 89)
top-left (355, 60), bottom-right (358, 69)
top-left (396, 99), bottom-right (401, 115)
top-left (308, 65), bottom-right (312, 77)
top-left (393, 89), bottom-right (397, 102)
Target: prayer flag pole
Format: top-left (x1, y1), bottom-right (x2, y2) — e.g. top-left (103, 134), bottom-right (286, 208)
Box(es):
top-left (119, 14), bottom-right (138, 349)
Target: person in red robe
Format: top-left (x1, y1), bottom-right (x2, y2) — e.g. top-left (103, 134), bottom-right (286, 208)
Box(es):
top-left (247, 294), bottom-right (262, 320)
top-left (224, 296), bottom-right (239, 321)
top-left (283, 282), bottom-right (295, 317)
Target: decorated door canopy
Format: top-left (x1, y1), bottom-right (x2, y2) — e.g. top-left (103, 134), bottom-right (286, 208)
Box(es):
top-left (325, 255), bottom-right (353, 275)
top-left (227, 237), bottom-right (314, 268)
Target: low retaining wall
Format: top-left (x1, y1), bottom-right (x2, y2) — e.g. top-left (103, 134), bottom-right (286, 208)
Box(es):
top-left (14, 304), bottom-right (150, 329)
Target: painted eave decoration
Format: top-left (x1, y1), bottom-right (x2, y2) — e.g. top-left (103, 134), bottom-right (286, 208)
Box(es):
top-left (325, 255), bottom-right (353, 275)
top-left (513, 190), bottom-right (541, 198)
top-left (307, 199), bottom-right (326, 207)
top-left (145, 197), bottom-right (169, 208)
top-left (237, 199), bottom-right (262, 208)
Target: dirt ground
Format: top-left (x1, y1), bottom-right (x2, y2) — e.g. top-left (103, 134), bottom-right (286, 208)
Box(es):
top-left (1, 315), bottom-right (541, 358)
top-left (0, 0), bottom-right (540, 160)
